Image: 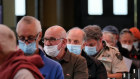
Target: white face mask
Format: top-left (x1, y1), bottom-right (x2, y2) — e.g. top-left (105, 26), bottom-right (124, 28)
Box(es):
top-left (122, 44), bottom-right (132, 51)
top-left (133, 41), bottom-right (139, 50)
top-left (44, 45), bottom-right (60, 57)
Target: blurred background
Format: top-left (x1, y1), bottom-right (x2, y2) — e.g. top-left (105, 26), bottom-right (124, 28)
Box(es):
top-left (0, 0), bottom-right (140, 33)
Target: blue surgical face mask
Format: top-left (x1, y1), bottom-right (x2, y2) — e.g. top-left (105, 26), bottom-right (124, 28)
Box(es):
top-left (84, 46), bottom-right (97, 56)
top-left (18, 40), bottom-right (37, 55)
top-left (67, 44), bottom-right (81, 55)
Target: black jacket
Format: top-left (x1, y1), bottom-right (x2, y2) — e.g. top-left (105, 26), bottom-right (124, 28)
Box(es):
top-left (81, 50), bottom-right (107, 79)
top-left (117, 41), bottom-right (139, 59)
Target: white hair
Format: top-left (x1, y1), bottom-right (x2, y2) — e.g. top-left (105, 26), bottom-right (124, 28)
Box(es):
top-left (16, 16), bottom-right (42, 33)
top-left (103, 32), bottom-right (115, 43)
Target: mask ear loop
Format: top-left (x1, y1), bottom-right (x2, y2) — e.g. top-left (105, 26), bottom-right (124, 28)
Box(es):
top-left (35, 32), bottom-right (41, 41)
top-left (57, 38), bottom-right (64, 51)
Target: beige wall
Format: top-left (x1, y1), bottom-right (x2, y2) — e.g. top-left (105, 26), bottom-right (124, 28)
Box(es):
top-left (39, 0), bottom-right (74, 31)
top-left (3, 0), bottom-right (16, 28)
top-left (2, 0), bottom-right (74, 31)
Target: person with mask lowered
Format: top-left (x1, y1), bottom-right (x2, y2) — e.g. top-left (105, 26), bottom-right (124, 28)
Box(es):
top-left (130, 27), bottom-right (140, 55)
top-left (102, 32), bottom-right (116, 47)
top-left (102, 25), bottom-right (119, 47)
top-left (66, 27), bottom-right (107, 79)
top-left (43, 25), bottom-right (88, 79)
top-left (83, 25), bottom-right (128, 79)
top-left (0, 24), bottom-right (44, 79)
top-left (119, 28), bottom-right (140, 72)
top-left (16, 16), bottom-right (64, 79)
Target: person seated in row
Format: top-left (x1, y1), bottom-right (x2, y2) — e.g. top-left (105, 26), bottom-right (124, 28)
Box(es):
top-left (102, 32), bottom-right (116, 47)
top-left (102, 25), bottom-right (119, 47)
top-left (43, 25), bottom-right (88, 79)
top-left (83, 25), bottom-right (128, 79)
top-left (66, 27), bottom-right (107, 79)
top-left (16, 16), bottom-right (64, 79)
top-left (130, 27), bottom-right (140, 53)
top-left (0, 24), bottom-right (44, 79)
top-left (119, 28), bottom-right (140, 71)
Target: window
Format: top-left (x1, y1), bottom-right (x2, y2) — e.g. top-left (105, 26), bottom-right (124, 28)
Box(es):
top-left (15, 0), bottom-right (26, 16)
top-left (113, 0), bottom-right (128, 15)
top-left (88, 0), bottom-right (103, 15)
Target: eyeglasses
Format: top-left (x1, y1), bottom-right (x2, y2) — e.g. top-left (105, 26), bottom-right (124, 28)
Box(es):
top-left (42, 37), bottom-right (63, 43)
top-left (18, 32), bottom-right (40, 43)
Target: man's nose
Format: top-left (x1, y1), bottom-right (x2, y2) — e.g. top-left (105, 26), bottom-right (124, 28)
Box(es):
top-left (71, 41), bottom-right (75, 44)
top-left (24, 40), bottom-right (30, 45)
top-left (44, 40), bottom-right (51, 46)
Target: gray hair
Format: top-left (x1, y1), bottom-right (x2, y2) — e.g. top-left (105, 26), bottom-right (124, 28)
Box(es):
top-left (67, 27), bottom-right (86, 41)
top-left (103, 32), bottom-right (115, 44)
top-left (16, 16), bottom-right (42, 33)
top-left (83, 25), bottom-right (102, 40)
top-left (119, 28), bottom-right (133, 39)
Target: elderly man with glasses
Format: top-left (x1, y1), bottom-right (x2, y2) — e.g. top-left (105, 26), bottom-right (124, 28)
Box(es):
top-left (16, 16), bottom-right (64, 79)
top-left (43, 25), bottom-right (88, 79)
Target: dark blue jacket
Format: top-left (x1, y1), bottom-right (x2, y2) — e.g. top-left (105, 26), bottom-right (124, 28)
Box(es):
top-left (39, 49), bottom-right (64, 79)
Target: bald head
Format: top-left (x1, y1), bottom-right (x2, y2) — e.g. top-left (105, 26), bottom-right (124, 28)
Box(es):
top-left (0, 24), bottom-right (16, 55)
top-left (67, 27), bottom-right (86, 42)
top-left (16, 16), bottom-right (42, 34)
top-left (45, 25), bottom-right (66, 39)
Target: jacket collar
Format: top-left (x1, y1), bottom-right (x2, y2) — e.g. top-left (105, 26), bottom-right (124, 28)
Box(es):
top-left (61, 48), bottom-right (71, 63)
top-left (81, 50), bottom-right (94, 66)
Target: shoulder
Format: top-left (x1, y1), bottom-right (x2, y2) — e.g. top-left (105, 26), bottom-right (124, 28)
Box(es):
top-left (92, 57), bottom-right (102, 64)
top-left (39, 49), bottom-right (61, 67)
top-left (104, 45), bottom-right (120, 54)
top-left (92, 57), bottom-right (105, 67)
top-left (109, 46), bottom-right (119, 52)
top-left (104, 45), bottom-right (123, 60)
top-left (43, 55), bottom-right (61, 67)
top-left (70, 52), bottom-right (86, 62)
top-left (14, 69), bottom-right (35, 79)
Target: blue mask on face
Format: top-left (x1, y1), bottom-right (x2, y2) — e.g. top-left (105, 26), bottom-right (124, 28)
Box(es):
top-left (84, 46), bottom-right (97, 56)
top-left (67, 44), bottom-right (81, 55)
top-left (18, 40), bottom-right (37, 55)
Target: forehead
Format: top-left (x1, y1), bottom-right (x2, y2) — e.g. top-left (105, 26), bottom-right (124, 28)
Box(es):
top-left (103, 34), bottom-right (112, 40)
top-left (17, 22), bottom-right (37, 36)
top-left (44, 29), bottom-right (61, 38)
top-left (120, 33), bottom-right (133, 40)
top-left (86, 39), bottom-right (97, 43)
top-left (67, 31), bottom-right (83, 40)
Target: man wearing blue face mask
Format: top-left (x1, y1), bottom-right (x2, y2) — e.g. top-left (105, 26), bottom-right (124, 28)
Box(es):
top-left (43, 25), bottom-right (88, 79)
top-left (66, 27), bottom-right (107, 79)
top-left (16, 16), bottom-right (64, 79)
top-left (83, 25), bottom-right (129, 79)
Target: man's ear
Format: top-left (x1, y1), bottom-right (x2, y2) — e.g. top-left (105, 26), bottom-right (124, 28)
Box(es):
top-left (81, 42), bottom-right (86, 49)
top-left (61, 38), bottom-right (67, 48)
top-left (38, 32), bottom-right (42, 41)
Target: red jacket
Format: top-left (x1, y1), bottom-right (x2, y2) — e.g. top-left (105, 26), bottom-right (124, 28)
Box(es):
top-left (0, 49), bottom-right (44, 79)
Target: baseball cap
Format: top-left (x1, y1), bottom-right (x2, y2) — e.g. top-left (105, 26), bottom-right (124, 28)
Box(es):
top-left (129, 27), bottom-right (140, 40)
top-left (102, 25), bottom-right (119, 34)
